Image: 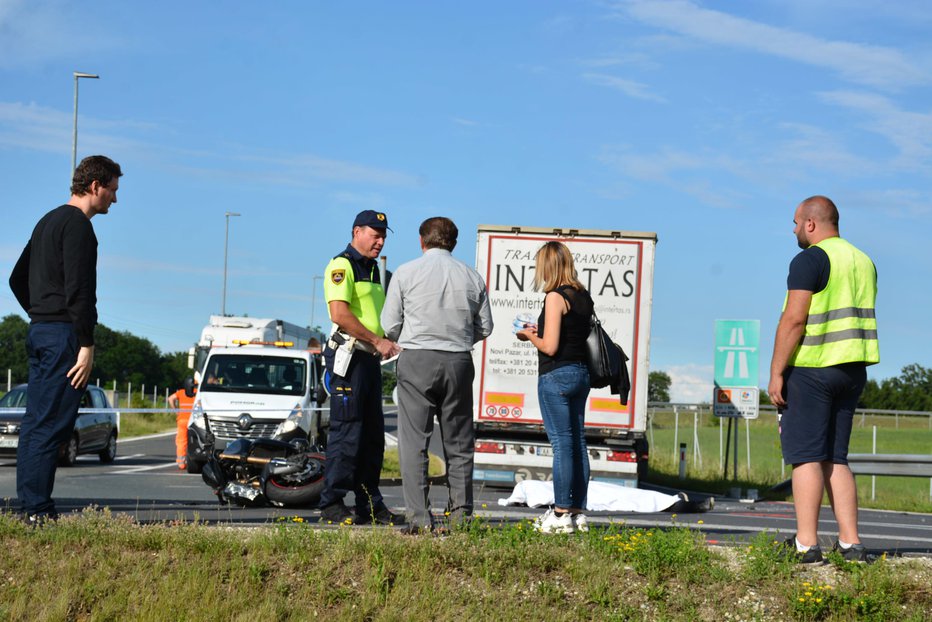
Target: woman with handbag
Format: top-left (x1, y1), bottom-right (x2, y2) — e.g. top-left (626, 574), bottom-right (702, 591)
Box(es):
top-left (516, 241), bottom-right (594, 534)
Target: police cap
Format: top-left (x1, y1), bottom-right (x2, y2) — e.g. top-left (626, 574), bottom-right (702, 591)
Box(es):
top-left (352, 210), bottom-right (392, 232)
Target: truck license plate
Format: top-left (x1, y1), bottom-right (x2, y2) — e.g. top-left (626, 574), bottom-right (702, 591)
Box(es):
top-left (0, 436), bottom-right (18, 448)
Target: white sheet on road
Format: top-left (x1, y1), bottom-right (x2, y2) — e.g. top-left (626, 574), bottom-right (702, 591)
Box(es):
top-left (498, 480), bottom-right (681, 513)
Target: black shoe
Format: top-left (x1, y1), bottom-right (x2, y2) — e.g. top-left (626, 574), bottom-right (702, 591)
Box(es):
top-left (319, 502), bottom-right (354, 525)
top-left (832, 540), bottom-right (870, 563)
top-left (399, 523), bottom-right (448, 537)
top-left (21, 511), bottom-right (59, 527)
top-left (355, 506), bottom-right (406, 526)
top-left (779, 536), bottom-right (823, 564)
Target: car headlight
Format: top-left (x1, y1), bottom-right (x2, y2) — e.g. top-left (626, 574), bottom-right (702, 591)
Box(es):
top-left (275, 404), bottom-right (305, 436)
top-left (189, 401), bottom-right (206, 430)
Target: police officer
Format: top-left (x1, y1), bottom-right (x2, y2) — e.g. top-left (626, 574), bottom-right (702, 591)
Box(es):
top-left (318, 210), bottom-right (404, 525)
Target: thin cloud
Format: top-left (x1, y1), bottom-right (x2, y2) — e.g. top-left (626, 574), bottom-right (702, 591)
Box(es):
top-left (767, 122), bottom-right (873, 176)
top-left (612, 0), bottom-right (930, 90)
top-left (0, 100), bottom-right (421, 188)
top-left (0, 0), bottom-right (122, 68)
top-left (98, 255), bottom-right (305, 279)
top-left (598, 145), bottom-right (754, 209)
top-left (818, 90), bottom-right (932, 168)
top-left (582, 72), bottom-right (667, 102)
top-left (452, 117), bottom-right (481, 127)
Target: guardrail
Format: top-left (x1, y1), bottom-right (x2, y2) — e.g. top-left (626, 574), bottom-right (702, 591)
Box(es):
top-left (847, 454), bottom-right (932, 478)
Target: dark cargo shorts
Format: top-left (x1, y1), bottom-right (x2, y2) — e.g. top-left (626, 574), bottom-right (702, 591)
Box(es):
top-left (779, 363), bottom-right (867, 466)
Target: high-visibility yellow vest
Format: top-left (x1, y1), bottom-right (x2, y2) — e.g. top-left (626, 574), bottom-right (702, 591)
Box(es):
top-left (324, 252), bottom-right (386, 337)
top-left (787, 236), bottom-right (879, 367)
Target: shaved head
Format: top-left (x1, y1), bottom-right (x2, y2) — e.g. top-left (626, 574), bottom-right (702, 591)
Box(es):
top-left (793, 195), bottom-right (840, 248)
top-left (798, 195), bottom-right (839, 229)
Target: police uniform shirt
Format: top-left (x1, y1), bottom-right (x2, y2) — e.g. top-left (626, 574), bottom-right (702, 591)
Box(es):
top-left (324, 244), bottom-right (385, 337)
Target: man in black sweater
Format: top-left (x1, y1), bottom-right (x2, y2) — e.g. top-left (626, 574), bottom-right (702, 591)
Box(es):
top-left (8, 155), bottom-right (122, 523)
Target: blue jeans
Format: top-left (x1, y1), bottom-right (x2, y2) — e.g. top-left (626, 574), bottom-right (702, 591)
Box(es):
top-left (17, 322), bottom-right (83, 516)
top-left (538, 363), bottom-right (590, 510)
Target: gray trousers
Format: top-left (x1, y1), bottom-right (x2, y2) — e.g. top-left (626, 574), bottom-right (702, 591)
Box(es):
top-left (396, 349), bottom-right (475, 528)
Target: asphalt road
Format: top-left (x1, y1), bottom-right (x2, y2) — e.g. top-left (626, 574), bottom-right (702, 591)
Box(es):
top-left (1, 424), bottom-right (930, 558)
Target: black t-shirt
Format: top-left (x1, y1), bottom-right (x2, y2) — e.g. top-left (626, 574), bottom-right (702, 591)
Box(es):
top-left (787, 246), bottom-right (830, 293)
top-left (537, 285), bottom-right (593, 374)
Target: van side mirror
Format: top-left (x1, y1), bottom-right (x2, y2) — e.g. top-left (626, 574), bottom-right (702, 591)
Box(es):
top-left (183, 376), bottom-right (196, 398)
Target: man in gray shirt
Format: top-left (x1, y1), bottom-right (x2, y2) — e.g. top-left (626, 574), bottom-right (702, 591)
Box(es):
top-left (381, 217), bottom-right (493, 532)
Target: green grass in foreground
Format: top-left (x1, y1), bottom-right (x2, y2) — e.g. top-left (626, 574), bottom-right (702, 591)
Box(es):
top-left (0, 510), bottom-right (928, 621)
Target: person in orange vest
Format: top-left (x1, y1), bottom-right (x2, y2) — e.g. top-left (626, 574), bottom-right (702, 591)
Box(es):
top-left (167, 377), bottom-right (198, 470)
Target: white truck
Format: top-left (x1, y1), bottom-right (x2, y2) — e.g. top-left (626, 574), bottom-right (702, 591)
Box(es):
top-left (472, 225), bottom-right (657, 487)
top-left (188, 315), bottom-right (322, 376)
top-left (184, 317), bottom-right (328, 474)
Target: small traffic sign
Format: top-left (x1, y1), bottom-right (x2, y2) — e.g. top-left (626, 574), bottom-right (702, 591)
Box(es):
top-left (714, 320), bottom-right (760, 388)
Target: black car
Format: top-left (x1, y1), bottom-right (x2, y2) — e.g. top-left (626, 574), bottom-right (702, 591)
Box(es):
top-left (0, 384), bottom-right (119, 466)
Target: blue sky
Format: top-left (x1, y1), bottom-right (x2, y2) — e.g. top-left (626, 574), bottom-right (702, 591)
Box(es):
top-left (1, 0), bottom-right (930, 401)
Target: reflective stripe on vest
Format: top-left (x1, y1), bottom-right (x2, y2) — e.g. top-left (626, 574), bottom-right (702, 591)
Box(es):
top-left (787, 237), bottom-right (879, 367)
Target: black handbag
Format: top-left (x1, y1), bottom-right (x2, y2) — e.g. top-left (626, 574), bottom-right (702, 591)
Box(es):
top-left (585, 312), bottom-right (631, 404)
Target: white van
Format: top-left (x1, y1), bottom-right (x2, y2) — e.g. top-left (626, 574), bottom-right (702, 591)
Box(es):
top-left (185, 344), bottom-right (328, 474)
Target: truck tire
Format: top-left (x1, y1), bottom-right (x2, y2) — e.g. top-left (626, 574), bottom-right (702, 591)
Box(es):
top-left (265, 452), bottom-right (326, 507)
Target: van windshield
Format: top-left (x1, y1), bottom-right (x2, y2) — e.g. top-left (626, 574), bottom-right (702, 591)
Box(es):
top-left (200, 355), bottom-right (307, 397)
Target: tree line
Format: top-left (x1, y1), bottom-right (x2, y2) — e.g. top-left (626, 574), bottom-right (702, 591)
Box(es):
top-left (0, 314), bottom-right (190, 392)
top-left (3, 312), bottom-right (929, 412)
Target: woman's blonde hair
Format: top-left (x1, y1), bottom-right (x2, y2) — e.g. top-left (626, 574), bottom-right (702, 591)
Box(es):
top-left (533, 241), bottom-right (585, 292)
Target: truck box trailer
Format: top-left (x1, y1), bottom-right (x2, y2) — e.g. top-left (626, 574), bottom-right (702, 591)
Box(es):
top-left (472, 225), bottom-right (656, 487)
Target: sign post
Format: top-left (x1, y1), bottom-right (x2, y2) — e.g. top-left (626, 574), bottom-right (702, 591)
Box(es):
top-left (713, 320), bottom-right (760, 480)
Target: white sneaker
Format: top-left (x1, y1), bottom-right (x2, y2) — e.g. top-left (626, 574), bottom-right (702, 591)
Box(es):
top-left (535, 509), bottom-right (574, 534)
top-left (573, 513), bottom-right (589, 533)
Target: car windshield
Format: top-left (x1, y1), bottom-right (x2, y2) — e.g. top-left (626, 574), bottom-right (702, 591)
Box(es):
top-left (199, 354), bottom-right (307, 396)
top-left (0, 389), bottom-right (26, 408)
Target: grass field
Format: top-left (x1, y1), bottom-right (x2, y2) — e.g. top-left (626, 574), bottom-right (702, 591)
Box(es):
top-left (645, 408), bottom-right (932, 513)
top-left (0, 510), bottom-right (928, 621)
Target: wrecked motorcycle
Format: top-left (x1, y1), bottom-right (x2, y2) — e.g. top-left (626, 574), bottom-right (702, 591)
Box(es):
top-left (200, 418), bottom-right (326, 508)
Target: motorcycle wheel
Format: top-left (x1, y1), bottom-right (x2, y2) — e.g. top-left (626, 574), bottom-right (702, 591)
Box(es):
top-left (264, 452), bottom-right (326, 508)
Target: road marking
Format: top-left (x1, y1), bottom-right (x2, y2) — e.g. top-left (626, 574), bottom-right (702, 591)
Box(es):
top-left (113, 463), bottom-right (180, 474)
top-left (115, 454), bottom-right (145, 461)
top-left (119, 432), bottom-right (175, 443)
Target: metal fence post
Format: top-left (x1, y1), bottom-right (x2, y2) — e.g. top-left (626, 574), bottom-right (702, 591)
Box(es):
top-left (719, 415), bottom-right (723, 471)
top-left (673, 406), bottom-right (679, 462)
top-left (678, 443), bottom-right (687, 480)
top-left (871, 425), bottom-right (877, 501)
top-left (648, 407), bottom-right (654, 452)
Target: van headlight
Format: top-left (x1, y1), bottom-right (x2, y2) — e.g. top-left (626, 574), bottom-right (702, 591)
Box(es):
top-left (189, 401), bottom-right (206, 430)
top-left (275, 404), bottom-right (305, 436)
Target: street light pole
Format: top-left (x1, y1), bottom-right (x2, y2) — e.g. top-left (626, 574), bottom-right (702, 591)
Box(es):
top-left (310, 275), bottom-right (323, 329)
top-left (222, 212), bottom-right (241, 316)
top-left (72, 72), bottom-right (99, 175)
